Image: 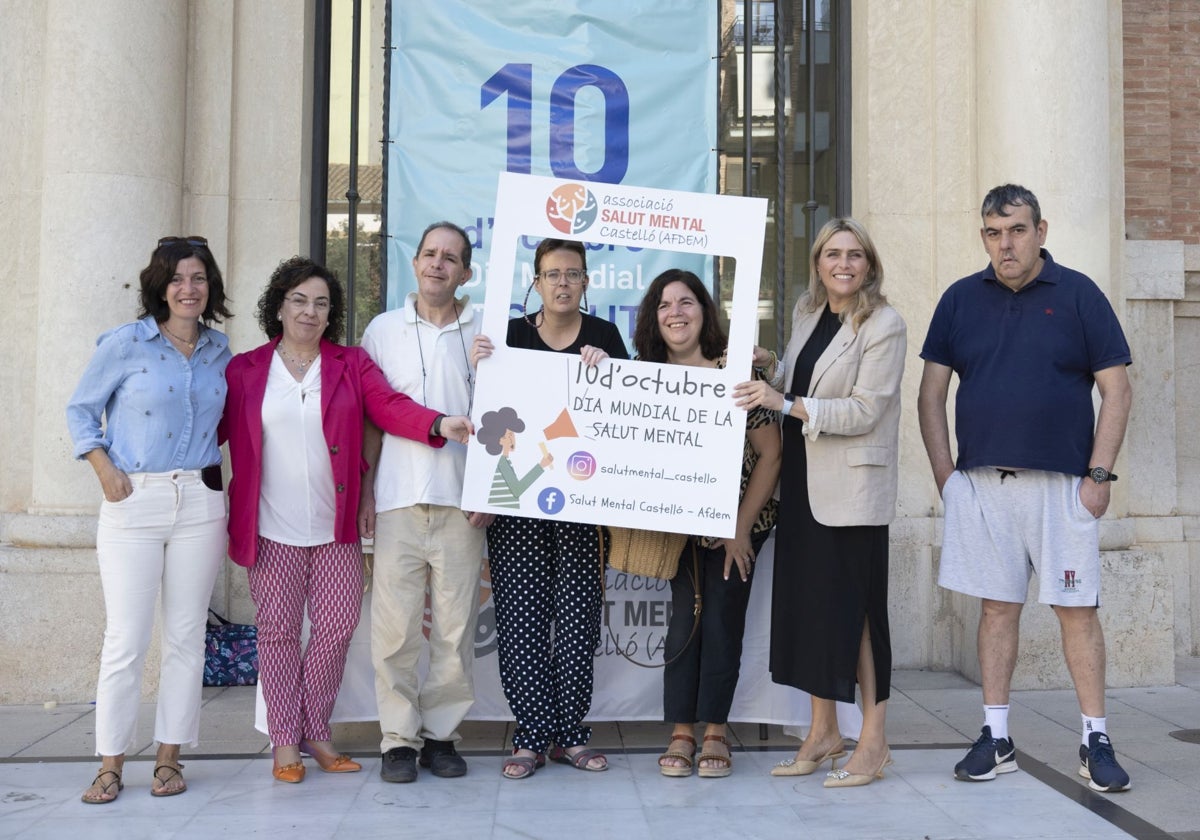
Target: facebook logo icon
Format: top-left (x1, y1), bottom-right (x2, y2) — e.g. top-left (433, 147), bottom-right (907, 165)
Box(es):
top-left (537, 487), bottom-right (566, 515)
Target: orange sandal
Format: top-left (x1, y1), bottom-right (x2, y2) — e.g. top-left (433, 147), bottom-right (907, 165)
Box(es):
top-left (300, 740), bottom-right (361, 773)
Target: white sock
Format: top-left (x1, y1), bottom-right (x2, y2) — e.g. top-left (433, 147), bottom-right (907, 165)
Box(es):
top-left (1082, 714), bottom-right (1107, 746)
top-left (984, 705), bottom-right (1009, 741)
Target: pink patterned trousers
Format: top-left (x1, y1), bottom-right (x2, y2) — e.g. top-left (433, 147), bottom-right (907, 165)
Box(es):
top-left (247, 536), bottom-right (364, 746)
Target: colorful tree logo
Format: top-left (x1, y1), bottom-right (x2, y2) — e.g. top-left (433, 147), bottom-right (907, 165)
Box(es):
top-left (545, 183), bottom-right (598, 234)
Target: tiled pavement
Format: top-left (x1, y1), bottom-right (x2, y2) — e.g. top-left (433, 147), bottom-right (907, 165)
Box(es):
top-left (1, 658), bottom-right (1198, 839)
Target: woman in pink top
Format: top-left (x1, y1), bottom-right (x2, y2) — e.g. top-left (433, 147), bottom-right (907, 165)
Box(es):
top-left (222, 256), bottom-right (471, 783)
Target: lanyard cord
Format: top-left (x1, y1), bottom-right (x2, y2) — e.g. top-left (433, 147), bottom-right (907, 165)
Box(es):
top-left (414, 301), bottom-right (473, 416)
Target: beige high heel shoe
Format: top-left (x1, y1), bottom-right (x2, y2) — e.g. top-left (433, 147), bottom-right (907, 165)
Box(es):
top-left (770, 743), bottom-right (847, 777)
top-left (823, 748), bottom-right (893, 788)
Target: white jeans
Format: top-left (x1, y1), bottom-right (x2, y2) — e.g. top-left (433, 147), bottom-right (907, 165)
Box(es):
top-left (93, 470), bottom-right (227, 755)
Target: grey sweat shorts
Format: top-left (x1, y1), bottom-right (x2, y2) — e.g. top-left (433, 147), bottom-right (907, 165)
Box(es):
top-left (937, 467), bottom-right (1101, 607)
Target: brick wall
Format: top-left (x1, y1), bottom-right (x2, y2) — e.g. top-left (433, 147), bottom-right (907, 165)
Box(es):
top-left (1125, 0), bottom-right (1200, 242)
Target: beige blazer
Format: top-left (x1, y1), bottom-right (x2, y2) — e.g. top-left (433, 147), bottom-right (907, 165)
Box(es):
top-left (780, 302), bottom-right (906, 527)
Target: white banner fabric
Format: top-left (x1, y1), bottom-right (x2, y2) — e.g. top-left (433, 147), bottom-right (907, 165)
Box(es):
top-left (255, 535), bottom-right (864, 737)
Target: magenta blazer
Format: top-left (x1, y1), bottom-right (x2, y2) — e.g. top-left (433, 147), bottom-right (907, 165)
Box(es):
top-left (221, 337), bottom-right (444, 567)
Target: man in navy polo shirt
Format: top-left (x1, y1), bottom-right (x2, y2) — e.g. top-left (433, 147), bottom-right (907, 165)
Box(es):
top-left (918, 184), bottom-right (1133, 793)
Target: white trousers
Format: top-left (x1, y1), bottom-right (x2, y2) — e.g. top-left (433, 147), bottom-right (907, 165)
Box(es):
top-left (371, 504), bottom-right (484, 752)
top-left (93, 470), bottom-right (227, 755)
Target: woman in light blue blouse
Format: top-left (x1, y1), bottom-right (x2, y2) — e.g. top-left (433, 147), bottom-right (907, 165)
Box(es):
top-left (67, 236), bottom-right (233, 804)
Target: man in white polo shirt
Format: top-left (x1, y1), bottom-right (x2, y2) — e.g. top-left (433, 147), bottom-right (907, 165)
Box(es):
top-left (359, 221), bottom-right (491, 783)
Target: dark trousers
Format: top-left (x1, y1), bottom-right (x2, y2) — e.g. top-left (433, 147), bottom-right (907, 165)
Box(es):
top-left (487, 515), bottom-right (602, 753)
top-left (663, 531), bottom-right (770, 724)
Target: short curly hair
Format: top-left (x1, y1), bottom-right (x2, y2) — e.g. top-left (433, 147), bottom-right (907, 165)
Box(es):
top-left (256, 256), bottom-right (345, 342)
top-left (477, 406), bottom-right (526, 455)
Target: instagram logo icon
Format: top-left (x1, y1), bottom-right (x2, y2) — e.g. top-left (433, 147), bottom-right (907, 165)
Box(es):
top-left (567, 451), bottom-right (597, 481)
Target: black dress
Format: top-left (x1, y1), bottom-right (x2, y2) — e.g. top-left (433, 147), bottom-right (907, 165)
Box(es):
top-left (769, 305), bottom-right (891, 704)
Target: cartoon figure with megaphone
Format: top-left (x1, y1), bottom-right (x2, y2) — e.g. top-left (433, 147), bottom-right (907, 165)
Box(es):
top-left (477, 406), bottom-right (554, 508)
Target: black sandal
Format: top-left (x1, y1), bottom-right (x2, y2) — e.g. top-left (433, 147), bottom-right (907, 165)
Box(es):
top-left (81, 768), bottom-right (123, 804)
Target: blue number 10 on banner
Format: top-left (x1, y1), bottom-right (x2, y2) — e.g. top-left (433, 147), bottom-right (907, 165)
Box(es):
top-left (481, 63), bottom-right (630, 183)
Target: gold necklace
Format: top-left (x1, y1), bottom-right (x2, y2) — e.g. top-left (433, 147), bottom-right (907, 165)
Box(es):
top-left (161, 322), bottom-right (199, 348)
top-left (277, 344), bottom-right (318, 371)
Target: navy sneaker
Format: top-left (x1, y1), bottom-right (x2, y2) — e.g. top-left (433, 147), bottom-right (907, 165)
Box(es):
top-left (1079, 732), bottom-right (1131, 792)
top-left (954, 725), bottom-right (1018, 781)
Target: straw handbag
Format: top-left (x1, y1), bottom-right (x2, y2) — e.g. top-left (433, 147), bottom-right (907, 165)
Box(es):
top-left (601, 525), bottom-right (688, 580)
top-left (597, 526), bottom-right (701, 668)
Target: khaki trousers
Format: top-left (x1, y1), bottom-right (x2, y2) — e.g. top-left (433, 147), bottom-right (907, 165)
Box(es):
top-left (371, 504), bottom-right (484, 752)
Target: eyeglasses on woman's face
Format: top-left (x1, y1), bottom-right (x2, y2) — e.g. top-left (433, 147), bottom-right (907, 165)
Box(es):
top-left (283, 293), bottom-right (331, 312)
top-left (537, 269), bottom-right (587, 285)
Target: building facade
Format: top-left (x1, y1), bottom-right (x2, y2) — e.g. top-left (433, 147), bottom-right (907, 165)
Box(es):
top-left (0, 0), bottom-right (1193, 703)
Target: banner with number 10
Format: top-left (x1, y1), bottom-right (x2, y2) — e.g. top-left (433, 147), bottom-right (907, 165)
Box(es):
top-left (386, 1), bottom-right (718, 342)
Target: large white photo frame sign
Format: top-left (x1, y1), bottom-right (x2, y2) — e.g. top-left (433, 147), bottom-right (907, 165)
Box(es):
top-left (462, 173), bottom-right (767, 538)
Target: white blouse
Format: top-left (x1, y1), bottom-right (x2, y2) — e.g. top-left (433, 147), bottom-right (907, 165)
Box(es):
top-left (257, 352), bottom-right (336, 546)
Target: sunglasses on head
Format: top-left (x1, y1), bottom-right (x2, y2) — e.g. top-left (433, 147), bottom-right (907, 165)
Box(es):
top-left (158, 235), bottom-right (209, 249)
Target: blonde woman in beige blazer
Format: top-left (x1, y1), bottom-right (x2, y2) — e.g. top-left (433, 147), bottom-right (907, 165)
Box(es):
top-left (735, 217), bottom-right (906, 788)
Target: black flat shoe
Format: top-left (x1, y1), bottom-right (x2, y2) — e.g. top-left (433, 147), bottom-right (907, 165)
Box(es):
top-left (420, 739), bottom-right (467, 778)
top-left (380, 746), bottom-right (418, 783)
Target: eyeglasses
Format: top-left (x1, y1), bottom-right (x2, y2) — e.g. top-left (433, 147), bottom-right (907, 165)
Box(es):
top-left (158, 235), bottom-right (209, 249)
top-left (284, 294), bottom-right (331, 312)
top-left (538, 269), bottom-right (587, 285)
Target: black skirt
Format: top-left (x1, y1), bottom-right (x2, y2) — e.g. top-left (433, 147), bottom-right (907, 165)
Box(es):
top-left (768, 304), bottom-right (891, 704)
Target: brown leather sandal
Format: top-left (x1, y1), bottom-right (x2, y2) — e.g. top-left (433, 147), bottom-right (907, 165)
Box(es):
top-left (658, 733), bottom-right (697, 777)
top-left (697, 734), bottom-right (733, 778)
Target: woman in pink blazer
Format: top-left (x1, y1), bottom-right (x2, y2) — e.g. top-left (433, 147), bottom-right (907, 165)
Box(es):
top-left (222, 257), bottom-right (471, 783)
top-left (736, 218), bottom-right (906, 789)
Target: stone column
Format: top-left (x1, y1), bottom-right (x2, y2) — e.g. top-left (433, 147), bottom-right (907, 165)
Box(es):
top-left (1126, 240), bottom-right (1193, 657)
top-left (224, 2), bottom-right (314, 354)
top-left (975, 1), bottom-right (1119, 298)
top-left (1, 1), bottom-right (193, 703)
top-left (31, 0), bottom-right (190, 513)
top-left (0, 3), bottom-right (48, 512)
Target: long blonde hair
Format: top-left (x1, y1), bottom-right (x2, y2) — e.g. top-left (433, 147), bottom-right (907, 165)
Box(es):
top-left (796, 217), bottom-right (887, 331)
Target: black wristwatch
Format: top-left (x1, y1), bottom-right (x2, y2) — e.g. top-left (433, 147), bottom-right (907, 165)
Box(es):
top-left (1088, 466), bottom-right (1118, 484)
top-left (432, 414), bottom-right (445, 438)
